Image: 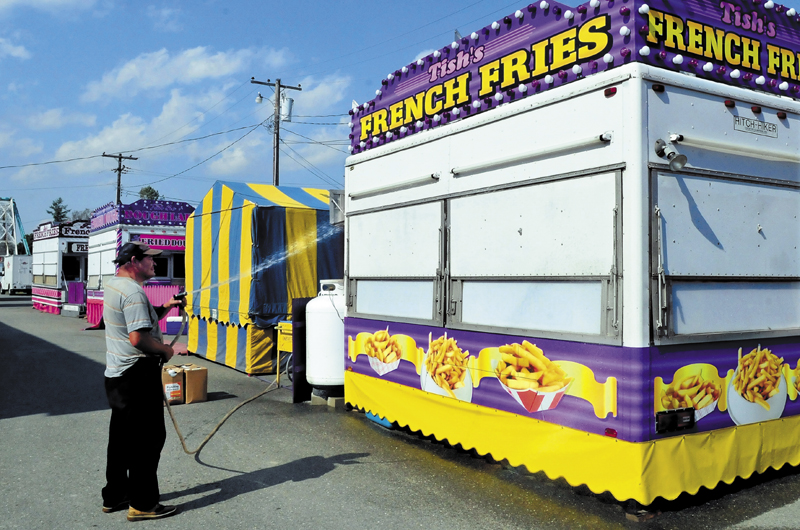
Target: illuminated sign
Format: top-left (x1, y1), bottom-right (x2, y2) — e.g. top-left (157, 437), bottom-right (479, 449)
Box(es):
top-left (350, 0), bottom-right (800, 153)
top-left (90, 200), bottom-right (194, 232)
top-left (130, 234), bottom-right (186, 251)
top-left (34, 220), bottom-right (90, 241)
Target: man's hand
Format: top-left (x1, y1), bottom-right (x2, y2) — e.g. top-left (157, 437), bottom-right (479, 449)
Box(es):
top-left (162, 344), bottom-right (175, 362)
top-left (162, 295), bottom-right (187, 310)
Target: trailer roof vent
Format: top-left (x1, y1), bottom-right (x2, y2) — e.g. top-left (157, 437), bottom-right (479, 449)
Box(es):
top-left (724, 99), bottom-right (736, 108)
top-left (751, 105), bottom-right (762, 114)
top-left (652, 84), bottom-right (665, 92)
top-left (778, 111), bottom-right (788, 119)
top-left (604, 87), bottom-right (617, 97)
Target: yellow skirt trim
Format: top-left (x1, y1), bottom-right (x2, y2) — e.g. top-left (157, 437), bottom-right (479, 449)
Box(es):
top-left (345, 371), bottom-right (800, 504)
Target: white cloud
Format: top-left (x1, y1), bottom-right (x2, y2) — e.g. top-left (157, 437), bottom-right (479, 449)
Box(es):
top-left (53, 88), bottom-right (249, 175)
top-left (0, 0), bottom-right (96, 12)
top-left (27, 108), bottom-right (96, 130)
top-left (414, 49), bottom-right (435, 62)
top-left (53, 113), bottom-right (147, 174)
top-left (82, 46), bottom-right (290, 102)
top-left (147, 5), bottom-right (181, 32)
top-left (294, 73), bottom-right (351, 112)
top-left (0, 37), bottom-right (30, 59)
top-left (0, 128), bottom-right (43, 158)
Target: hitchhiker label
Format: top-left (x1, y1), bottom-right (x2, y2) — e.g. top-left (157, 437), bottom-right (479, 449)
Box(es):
top-left (733, 116), bottom-right (778, 138)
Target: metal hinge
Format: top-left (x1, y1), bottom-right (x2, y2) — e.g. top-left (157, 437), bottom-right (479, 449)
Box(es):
top-left (654, 205), bottom-right (668, 336)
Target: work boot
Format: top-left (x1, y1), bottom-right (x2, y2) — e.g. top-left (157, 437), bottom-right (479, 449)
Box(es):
top-left (126, 504), bottom-right (178, 522)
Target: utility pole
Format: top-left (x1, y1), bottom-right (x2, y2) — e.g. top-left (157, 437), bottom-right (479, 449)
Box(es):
top-left (251, 77), bottom-right (302, 186)
top-left (102, 152), bottom-right (138, 204)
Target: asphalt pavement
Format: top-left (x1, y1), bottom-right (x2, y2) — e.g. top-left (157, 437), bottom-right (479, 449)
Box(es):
top-left (2, 293), bottom-right (800, 529)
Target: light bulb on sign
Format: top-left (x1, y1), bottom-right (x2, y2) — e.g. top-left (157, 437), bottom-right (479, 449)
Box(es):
top-left (756, 76), bottom-right (766, 85)
top-left (515, 10), bottom-right (524, 18)
top-left (603, 53), bottom-right (614, 63)
top-left (730, 69), bottom-right (741, 79)
top-left (780, 81), bottom-right (789, 90)
top-left (472, 100), bottom-right (481, 108)
top-left (540, 1), bottom-right (549, 9)
top-left (619, 26), bottom-right (631, 36)
top-left (565, 10), bottom-right (574, 19)
top-left (703, 62), bottom-right (714, 72)
top-left (672, 55), bottom-right (683, 64)
top-left (590, 0), bottom-right (600, 7)
top-left (572, 64), bottom-right (583, 75)
top-left (639, 4), bottom-right (650, 14)
top-left (471, 32), bottom-right (479, 39)
top-left (494, 92), bottom-right (504, 101)
top-left (519, 84), bottom-right (528, 93)
top-left (545, 74), bottom-right (554, 84)
top-left (639, 46), bottom-right (651, 56)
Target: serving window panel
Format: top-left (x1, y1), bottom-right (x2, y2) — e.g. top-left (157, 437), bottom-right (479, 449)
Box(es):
top-left (447, 172), bottom-right (621, 341)
top-left (347, 201), bottom-right (445, 325)
top-left (653, 171), bottom-right (800, 342)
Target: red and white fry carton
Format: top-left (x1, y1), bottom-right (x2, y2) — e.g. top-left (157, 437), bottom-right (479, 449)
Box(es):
top-left (368, 355), bottom-right (400, 376)
top-left (499, 379), bottom-right (573, 413)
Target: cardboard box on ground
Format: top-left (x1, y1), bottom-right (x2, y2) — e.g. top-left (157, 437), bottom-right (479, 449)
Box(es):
top-left (161, 363), bottom-right (208, 405)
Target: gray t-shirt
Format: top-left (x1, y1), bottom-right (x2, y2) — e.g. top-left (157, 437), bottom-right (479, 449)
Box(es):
top-left (103, 276), bottom-right (164, 378)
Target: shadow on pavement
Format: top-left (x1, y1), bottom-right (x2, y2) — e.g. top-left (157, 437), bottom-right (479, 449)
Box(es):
top-left (0, 320), bottom-right (108, 419)
top-left (162, 453), bottom-right (369, 512)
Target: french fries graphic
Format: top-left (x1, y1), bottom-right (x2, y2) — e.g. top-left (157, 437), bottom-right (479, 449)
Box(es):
top-left (424, 334), bottom-right (469, 399)
top-left (364, 329), bottom-right (401, 364)
top-left (494, 341), bottom-right (572, 393)
top-left (660, 375), bottom-right (720, 411)
top-left (733, 345), bottom-right (783, 411)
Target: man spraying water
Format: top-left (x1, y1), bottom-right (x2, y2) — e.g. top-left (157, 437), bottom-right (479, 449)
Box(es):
top-left (100, 241), bottom-right (186, 522)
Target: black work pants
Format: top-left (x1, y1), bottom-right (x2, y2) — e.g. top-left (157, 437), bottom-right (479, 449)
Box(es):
top-left (102, 357), bottom-right (166, 511)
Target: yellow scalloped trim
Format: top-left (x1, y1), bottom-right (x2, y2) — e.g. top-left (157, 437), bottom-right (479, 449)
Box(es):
top-left (346, 371), bottom-right (800, 504)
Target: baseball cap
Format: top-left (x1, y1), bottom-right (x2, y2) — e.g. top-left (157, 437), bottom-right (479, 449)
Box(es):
top-left (113, 241), bottom-right (162, 264)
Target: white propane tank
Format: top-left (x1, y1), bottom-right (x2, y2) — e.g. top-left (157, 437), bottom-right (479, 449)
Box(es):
top-left (305, 279), bottom-right (345, 386)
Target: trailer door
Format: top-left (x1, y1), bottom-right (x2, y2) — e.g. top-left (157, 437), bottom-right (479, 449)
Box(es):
top-left (652, 171), bottom-right (800, 343)
top-left (447, 171), bottom-right (622, 343)
top-left (347, 201), bottom-right (445, 326)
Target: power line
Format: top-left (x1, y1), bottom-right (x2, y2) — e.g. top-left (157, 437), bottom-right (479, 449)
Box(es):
top-left (0, 154), bottom-right (105, 170)
top-left (289, 121), bottom-right (347, 126)
top-left (138, 80), bottom-right (251, 148)
top-left (281, 128), bottom-right (349, 154)
top-left (279, 139), bottom-right (341, 188)
top-left (135, 119), bottom-right (268, 187)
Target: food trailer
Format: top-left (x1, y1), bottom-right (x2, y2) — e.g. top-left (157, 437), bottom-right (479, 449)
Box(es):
top-left (31, 220), bottom-right (90, 315)
top-left (186, 181), bottom-right (344, 374)
top-left (343, 0), bottom-right (800, 504)
top-left (87, 199), bottom-right (194, 331)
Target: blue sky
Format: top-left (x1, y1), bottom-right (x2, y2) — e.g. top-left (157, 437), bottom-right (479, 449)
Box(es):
top-left (2, 0), bottom-right (800, 231)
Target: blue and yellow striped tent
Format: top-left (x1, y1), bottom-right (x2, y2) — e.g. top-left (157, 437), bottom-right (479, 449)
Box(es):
top-left (186, 181), bottom-right (344, 373)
